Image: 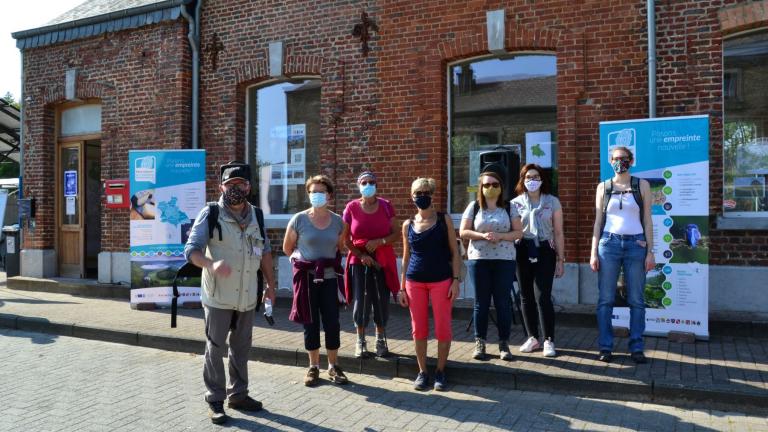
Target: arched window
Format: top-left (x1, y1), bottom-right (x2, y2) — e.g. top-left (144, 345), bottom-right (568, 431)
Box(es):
top-left (449, 54), bottom-right (557, 213)
top-left (246, 79), bottom-right (321, 215)
top-left (723, 31), bottom-right (768, 216)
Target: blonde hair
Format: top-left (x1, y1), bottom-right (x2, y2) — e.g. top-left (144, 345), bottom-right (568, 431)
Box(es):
top-left (410, 177), bottom-right (436, 195)
top-left (305, 174), bottom-right (334, 194)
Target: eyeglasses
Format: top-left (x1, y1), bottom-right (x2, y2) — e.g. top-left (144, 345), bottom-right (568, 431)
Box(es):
top-left (525, 175), bottom-right (541, 181)
top-left (225, 182), bottom-right (249, 191)
top-left (413, 191), bottom-right (432, 197)
top-left (612, 156), bottom-right (631, 162)
top-left (360, 180), bottom-right (376, 186)
top-left (482, 182), bottom-right (500, 189)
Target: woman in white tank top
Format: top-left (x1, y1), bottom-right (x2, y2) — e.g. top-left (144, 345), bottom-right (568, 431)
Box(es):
top-left (589, 146), bottom-right (655, 365)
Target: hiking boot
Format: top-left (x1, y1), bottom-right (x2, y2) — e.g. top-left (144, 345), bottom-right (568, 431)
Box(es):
top-left (207, 401), bottom-right (227, 424)
top-left (375, 338), bottom-right (389, 357)
top-left (598, 350), bottom-right (613, 363)
top-left (499, 341), bottom-right (513, 361)
top-left (631, 351), bottom-right (648, 364)
top-left (328, 365), bottom-right (349, 385)
top-left (413, 372), bottom-right (429, 391)
top-left (227, 396), bottom-right (262, 412)
top-left (543, 340), bottom-right (557, 358)
top-left (519, 336), bottom-right (541, 353)
top-left (304, 366), bottom-right (320, 387)
top-left (433, 370), bottom-right (448, 392)
top-left (355, 339), bottom-right (369, 358)
top-left (473, 338), bottom-right (486, 360)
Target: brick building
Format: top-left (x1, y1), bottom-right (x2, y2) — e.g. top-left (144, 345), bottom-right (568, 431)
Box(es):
top-left (12, 0), bottom-right (768, 312)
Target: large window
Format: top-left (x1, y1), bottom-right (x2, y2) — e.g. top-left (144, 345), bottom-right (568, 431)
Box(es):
top-left (246, 79), bottom-right (321, 215)
top-left (449, 55), bottom-right (557, 213)
top-left (723, 32), bottom-right (768, 216)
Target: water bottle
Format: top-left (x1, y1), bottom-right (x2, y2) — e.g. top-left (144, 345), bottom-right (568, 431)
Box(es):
top-left (263, 298), bottom-right (274, 326)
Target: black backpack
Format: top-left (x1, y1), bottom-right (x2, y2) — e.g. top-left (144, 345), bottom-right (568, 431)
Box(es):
top-left (171, 202), bottom-right (267, 328)
top-left (600, 176), bottom-right (645, 235)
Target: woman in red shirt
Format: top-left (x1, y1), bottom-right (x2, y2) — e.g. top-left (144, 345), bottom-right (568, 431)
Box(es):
top-left (342, 171), bottom-right (400, 358)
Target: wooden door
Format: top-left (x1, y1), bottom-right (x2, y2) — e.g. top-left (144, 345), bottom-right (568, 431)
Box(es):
top-left (58, 142), bottom-right (84, 278)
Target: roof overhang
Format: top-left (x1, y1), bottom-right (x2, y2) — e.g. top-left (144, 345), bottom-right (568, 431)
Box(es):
top-left (0, 100), bottom-right (20, 165)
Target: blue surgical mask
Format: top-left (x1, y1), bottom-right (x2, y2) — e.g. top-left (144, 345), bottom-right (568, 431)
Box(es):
top-left (309, 192), bottom-right (327, 208)
top-left (359, 184), bottom-right (376, 198)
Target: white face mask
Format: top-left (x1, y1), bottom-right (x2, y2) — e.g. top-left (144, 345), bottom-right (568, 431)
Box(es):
top-left (525, 179), bottom-right (542, 192)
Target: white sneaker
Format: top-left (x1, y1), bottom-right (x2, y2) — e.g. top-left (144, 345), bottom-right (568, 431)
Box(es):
top-left (543, 340), bottom-right (556, 357)
top-left (519, 336), bottom-right (541, 353)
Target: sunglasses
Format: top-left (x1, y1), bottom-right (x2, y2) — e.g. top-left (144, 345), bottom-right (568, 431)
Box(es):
top-left (225, 182), bottom-right (250, 191)
top-left (525, 175), bottom-right (541, 181)
top-left (413, 191), bottom-right (432, 197)
top-left (360, 180), bottom-right (376, 186)
top-left (482, 182), bottom-right (500, 189)
top-left (613, 156), bottom-right (631, 162)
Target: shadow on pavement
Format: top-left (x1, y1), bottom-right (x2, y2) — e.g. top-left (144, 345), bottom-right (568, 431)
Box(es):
top-left (219, 409), bottom-right (338, 431)
top-left (0, 328), bottom-right (58, 345)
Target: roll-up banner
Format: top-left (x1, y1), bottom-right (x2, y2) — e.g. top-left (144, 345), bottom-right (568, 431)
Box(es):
top-left (599, 115), bottom-right (710, 339)
top-left (129, 150), bottom-right (206, 306)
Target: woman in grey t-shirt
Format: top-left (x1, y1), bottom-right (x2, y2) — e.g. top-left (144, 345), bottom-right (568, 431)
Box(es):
top-left (283, 175), bottom-right (347, 387)
top-left (511, 164), bottom-right (565, 358)
top-left (459, 169), bottom-right (523, 362)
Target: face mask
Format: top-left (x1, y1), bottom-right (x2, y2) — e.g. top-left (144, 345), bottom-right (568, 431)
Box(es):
top-left (611, 159), bottom-right (631, 174)
top-left (414, 195), bottom-right (432, 210)
top-left (223, 186), bottom-right (248, 206)
top-left (482, 186), bottom-right (501, 200)
top-left (525, 180), bottom-right (542, 192)
top-left (359, 184), bottom-right (376, 198)
top-left (309, 192), bottom-right (327, 208)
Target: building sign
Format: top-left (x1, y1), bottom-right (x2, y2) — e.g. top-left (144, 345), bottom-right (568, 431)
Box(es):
top-left (129, 149), bottom-right (206, 306)
top-left (64, 171), bottom-right (77, 196)
top-left (600, 115), bottom-right (710, 339)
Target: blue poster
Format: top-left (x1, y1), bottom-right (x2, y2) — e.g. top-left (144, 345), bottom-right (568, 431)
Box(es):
top-left (64, 171), bottom-right (77, 197)
top-left (128, 149), bottom-right (206, 305)
top-left (600, 115), bottom-right (710, 339)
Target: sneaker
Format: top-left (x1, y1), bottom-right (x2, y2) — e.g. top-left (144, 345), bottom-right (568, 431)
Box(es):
top-left (328, 365), bottom-right (349, 385)
top-left (499, 341), bottom-right (513, 361)
top-left (598, 350), bottom-right (613, 363)
top-left (473, 338), bottom-right (486, 360)
top-left (207, 401), bottom-right (227, 424)
top-left (519, 336), bottom-right (541, 353)
top-left (631, 351), bottom-right (648, 364)
top-left (304, 366), bottom-right (320, 387)
top-left (227, 395), bottom-right (262, 412)
top-left (433, 370), bottom-right (448, 391)
top-left (355, 339), bottom-right (369, 358)
top-left (413, 372), bottom-right (429, 391)
top-left (543, 340), bottom-right (556, 358)
top-left (375, 338), bottom-right (389, 357)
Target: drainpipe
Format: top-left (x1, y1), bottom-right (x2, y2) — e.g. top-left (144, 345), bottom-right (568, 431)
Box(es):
top-left (648, 0), bottom-right (656, 118)
top-left (18, 51), bottom-right (24, 240)
top-left (180, 0), bottom-right (201, 148)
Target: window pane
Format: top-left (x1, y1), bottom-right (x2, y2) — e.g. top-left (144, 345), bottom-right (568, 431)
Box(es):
top-left (61, 104), bottom-right (101, 136)
top-left (247, 80), bottom-right (321, 215)
top-left (449, 55), bottom-right (557, 213)
top-left (723, 32), bottom-right (768, 214)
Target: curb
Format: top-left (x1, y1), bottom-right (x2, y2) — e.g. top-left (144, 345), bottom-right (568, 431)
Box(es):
top-left (1, 312), bottom-right (765, 414)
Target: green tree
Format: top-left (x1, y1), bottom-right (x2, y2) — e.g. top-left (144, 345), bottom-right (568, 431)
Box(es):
top-left (1, 92), bottom-right (20, 110)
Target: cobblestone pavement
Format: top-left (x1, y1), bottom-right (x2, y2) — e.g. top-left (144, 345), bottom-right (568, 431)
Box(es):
top-left (2, 328), bottom-right (767, 432)
top-left (1, 286), bottom-right (766, 396)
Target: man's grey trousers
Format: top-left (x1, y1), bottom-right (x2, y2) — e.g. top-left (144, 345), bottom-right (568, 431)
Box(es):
top-left (203, 305), bottom-right (254, 403)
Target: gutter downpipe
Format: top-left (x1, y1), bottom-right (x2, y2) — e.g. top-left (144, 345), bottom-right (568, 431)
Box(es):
top-left (180, 0), bottom-right (201, 149)
top-left (648, 0), bottom-right (656, 118)
top-left (18, 51), bottom-right (24, 249)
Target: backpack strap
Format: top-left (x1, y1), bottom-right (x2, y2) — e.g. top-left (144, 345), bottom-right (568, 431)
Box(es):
top-left (252, 205), bottom-right (267, 311)
top-left (631, 176), bottom-right (645, 235)
top-left (600, 179), bottom-right (613, 235)
top-left (207, 203), bottom-right (222, 241)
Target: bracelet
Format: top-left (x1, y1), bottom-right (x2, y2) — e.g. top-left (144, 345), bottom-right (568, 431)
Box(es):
top-left (399, 288), bottom-right (406, 293)
top-left (382, 238), bottom-right (387, 245)
top-left (452, 276), bottom-right (461, 281)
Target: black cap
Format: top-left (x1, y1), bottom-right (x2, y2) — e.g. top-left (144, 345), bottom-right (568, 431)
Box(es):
top-left (220, 161), bottom-right (251, 184)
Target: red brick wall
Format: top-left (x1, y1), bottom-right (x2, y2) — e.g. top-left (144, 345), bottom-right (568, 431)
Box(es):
top-left (20, 1), bottom-right (768, 266)
top-left (21, 22), bottom-right (191, 252)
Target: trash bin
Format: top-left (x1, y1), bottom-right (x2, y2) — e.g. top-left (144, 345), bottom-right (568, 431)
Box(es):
top-left (3, 225), bottom-right (20, 277)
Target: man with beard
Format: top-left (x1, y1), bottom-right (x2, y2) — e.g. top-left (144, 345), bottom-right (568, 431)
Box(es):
top-left (184, 161), bottom-right (276, 424)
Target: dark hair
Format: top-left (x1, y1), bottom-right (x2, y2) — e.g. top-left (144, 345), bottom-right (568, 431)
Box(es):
top-left (610, 146), bottom-right (634, 161)
top-left (514, 164), bottom-right (551, 196)
top-left (477, 171), bottom-right (505, 209)
top-left (305, 174), bottom-right (334, 194)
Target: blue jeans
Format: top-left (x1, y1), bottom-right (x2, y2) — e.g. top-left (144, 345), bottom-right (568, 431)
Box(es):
top-left (468, 259), bottom-right (515, 342)
top-left (597, 233), bottom-right (647, 353)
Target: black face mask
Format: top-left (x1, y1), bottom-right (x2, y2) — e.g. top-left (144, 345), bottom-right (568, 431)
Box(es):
top-left (223, 187), bottom-right (248, 206)
top-left (414, 195), bottom-right (432, 210)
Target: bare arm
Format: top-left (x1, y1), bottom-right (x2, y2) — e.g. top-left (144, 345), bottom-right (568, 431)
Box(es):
top-left (590, 182), bottom-right (605, 272)
top-left (459, 217), bottom-right (486, 240)
top-left (260, 251), bottom-right (277, 303)
top-left (445, 214), bottom-right (461, 301)
top-left (552, 208), bottom-right (565, 278)
top-left (398, 220), bottom-right (411, 307)
top-left (640, 179), bottom-right (656, 271)
top-left (283, 225), bottom-right (298, 256)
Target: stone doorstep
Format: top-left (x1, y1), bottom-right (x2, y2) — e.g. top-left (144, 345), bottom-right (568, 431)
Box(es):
top-left (0, 313), bottom-right (765, 414)
top-left (6, 276), bottom-right (768, 338)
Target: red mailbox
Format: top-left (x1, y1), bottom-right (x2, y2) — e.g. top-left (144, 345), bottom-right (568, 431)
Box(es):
top-left (105, 179), bottom-right (130, 209)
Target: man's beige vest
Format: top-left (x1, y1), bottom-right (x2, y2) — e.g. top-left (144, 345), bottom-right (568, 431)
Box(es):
top-left (200, 205), bottom-right (264, 311)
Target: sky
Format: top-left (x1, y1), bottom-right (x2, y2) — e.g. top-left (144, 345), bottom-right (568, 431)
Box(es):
top-left (1, 0), bottom-right (85, 101)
